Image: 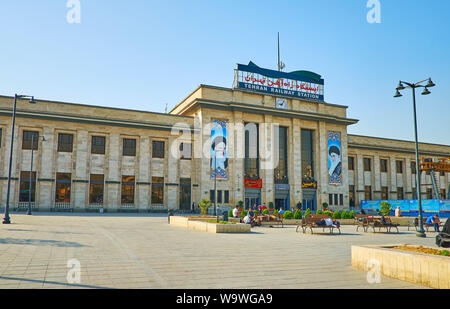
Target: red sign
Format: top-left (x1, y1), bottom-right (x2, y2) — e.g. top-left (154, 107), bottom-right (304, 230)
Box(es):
top-left (245, 179), bottom-right (263, 189)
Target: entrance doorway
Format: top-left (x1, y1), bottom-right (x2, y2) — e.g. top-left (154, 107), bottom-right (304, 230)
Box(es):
top-left (179, 178), bottom-right (191, 211)
top-left (302, 189), bottom-right (317, 211)
top-left (245, 197), bottom-right (260, 210)
top-left (275, 199), bottom-right (288, 210)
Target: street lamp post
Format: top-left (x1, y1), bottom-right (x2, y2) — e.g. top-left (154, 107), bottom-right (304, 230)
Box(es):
top-left (3, 94), bottom-right (35, 224)
top-left (27, 134), bottom-right (46, 216)
top-left (394, 78), bottom-right (435, 238)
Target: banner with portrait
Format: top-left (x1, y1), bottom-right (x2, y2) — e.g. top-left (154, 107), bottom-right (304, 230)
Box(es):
top-left (211, 120), bottom-right (228, 180)
top-left (328, 131), bottom-right (342, 185)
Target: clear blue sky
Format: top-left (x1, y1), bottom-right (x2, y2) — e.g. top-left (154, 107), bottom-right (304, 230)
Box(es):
top-left (0, 0), bottom-right (449, 145)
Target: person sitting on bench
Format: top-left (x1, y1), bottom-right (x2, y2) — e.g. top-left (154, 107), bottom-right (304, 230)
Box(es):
top-left (316, 218), bottom-right (340, 228)
top-left (381, 215), bottom-right (396, 227)
top-left (426, 215), bottom-right (441, 232)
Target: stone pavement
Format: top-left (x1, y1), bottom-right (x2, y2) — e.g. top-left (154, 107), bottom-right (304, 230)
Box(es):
top-left (0, 213), bottom-right (440, 289)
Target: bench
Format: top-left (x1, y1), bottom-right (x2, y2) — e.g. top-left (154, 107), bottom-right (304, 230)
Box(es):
top-left (255, 213), bottom-right (284, 228)
top-left (366, 216), bottom-right (399, 233)
top-left (408, 217), bottom-right (444, 232)
top-left (354, 214), bottom-right (371, 232)
top-left (296, 214), bottom-right (340, 234)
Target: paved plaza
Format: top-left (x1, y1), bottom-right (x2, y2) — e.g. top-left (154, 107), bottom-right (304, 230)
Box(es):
top-left (0, 213), bottom-right (441, 289)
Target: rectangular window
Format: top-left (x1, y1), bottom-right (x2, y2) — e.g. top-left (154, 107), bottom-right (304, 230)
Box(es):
top-left (411, 162), bottom-right (417, 174)
top-left (19, 171), bottom-right (36, 202)
top-left (245, 123), bottom-right (260, 179)
top-left (349, 185), bottom-right (355, 207)
top-left (152, 141), bottom-right (165, 158)
top-left (412, 187), bottom-right (417, 199)
top-left (210, 190), bottom-right (216, 203)
top-left (397, 187), bottom-right (404, 200)
top-left (89, 174), bottom-right (104, 204)
top-left (364, 186), bottom-right (372, 201)
top-left (22, 131), bottom-right (39, 150)
top-left (380, 159), bottom-right (388, 173)
top-left (57, 133), bottom-right (73, 153)
top-left (274, 126), bottom-right (288, 183)
top-left (121, 176), bottom-right (135, 204)
top-left (0, 128), bottom-right (2, 148)
top-left (217, 190), bottom-right (223, 204)
top-left (381, 187), bottom-right (389, 200)
top-left (339, 194), bottom-right (343, 206)
top-left (55, 173), bottom-right (72, 203)
top-left (334, 194), bottom-right (338, 206)
top-left (440, 189), bottom-right (446, 200)
top-left (301, 129), bottom-right (314, 179)
top-left (363, 158), bottom-right (371, 172)
top-left (348, 157), bottom-right (354, 171)
top-left (329, 194), bottom-right (333, 206)
top-left (92, 136), bottom-right (106, 155)
top-left (426, 188), bottom-right (433, 200)
top-left (152, 177), bottom-right (164, 204)
top-left (123, 138), bottom-right (136, 156)
top-left (180, 142), bottom-right (192, 160)
top-left (224, 191), bottom-right (230, 204)
top-left (396, 160), bottom-right (403, 174)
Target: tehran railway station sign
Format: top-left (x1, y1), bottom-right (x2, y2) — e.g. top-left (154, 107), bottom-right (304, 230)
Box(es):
top-left (234, 61), bottom-right (324, 102)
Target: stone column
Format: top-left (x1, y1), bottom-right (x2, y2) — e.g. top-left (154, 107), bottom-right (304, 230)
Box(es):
top-left (405, 157), bottom-right (413, 199)
top-left (106, 133), bottom-right (120, 212)
top-left (291, 119), bottom-right (302, 207)
top-left (74, 130), bottom-right (89, 211)
top-left (232, 112), bottom-right (244, 205)
top-left (137, 137), bottom-right (150, 212)
top-left (261, 116), bottom-right (274, 205)
top-left (318, 122), bottom-right (328, 208)
top-left (1, 124), bottom-right (20, 208)
top-left (389, 156), bottom-right (397, 200)
top-left (38, 126), bottom-right (55, 211)
top-left (356, 154), bottom-right (365, 206)
top-left (167, 136), bottom-right (179, 210)
top-left (373, 154), bottom-right (381, 200)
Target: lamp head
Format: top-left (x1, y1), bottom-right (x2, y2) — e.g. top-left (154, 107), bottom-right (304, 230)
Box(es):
top-left (396, 82), bottom-right (405, 91)
top-left (394, 90), bottom-right (403, 98)
top-left (425, 78), bottom-right (435, 88)
top-left (29, 96), bottom-right (36, 104)
top-left (421, 87), bottom-right (431, 96)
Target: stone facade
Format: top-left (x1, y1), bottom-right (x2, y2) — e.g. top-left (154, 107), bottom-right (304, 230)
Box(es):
top-left (0, 86), bottom-right (449, 212)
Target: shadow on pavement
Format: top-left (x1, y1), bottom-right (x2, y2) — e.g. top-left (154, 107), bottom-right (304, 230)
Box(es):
top-left (0, 238), bottom-right (87, 248)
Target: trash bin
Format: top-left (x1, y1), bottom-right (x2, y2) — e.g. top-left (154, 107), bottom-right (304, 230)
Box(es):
top-left (222, 211), bottom-right (228, 222)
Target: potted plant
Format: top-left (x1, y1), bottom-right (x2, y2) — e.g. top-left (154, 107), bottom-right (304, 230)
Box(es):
top-left (199, 198), bottom-right (211, 216)
top-left (380, 201), bottom-right (392, 216)
top-left (322, 202), bottom-right (329, 211)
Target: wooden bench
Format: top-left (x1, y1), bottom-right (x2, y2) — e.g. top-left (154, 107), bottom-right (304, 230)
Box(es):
top-left (408, 217), bottom-right (444, 232)
top-left (367, 216), bottom-right (399, 233)
top-left (296, 214), bottom-right (340, 234)
top-left (256, 213), bottom-right (284, 228)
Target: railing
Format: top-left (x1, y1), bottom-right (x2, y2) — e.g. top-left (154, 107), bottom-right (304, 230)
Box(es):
top-left (16, 202), bottom-right (35, 211)
top-left (89, 203), bottom-right (103, 209)
top-left (54, 203), bottom-right (72, 210)
top-left (121, 203), bottom-right (135, 209)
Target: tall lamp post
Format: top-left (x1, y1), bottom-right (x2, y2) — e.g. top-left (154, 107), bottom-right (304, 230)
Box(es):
top-left (3, 94), bottom-right (36, 224)
top-left (27, 134), bottom-right (46, 216)
top-left (394, 78), bottom-right (435, 238)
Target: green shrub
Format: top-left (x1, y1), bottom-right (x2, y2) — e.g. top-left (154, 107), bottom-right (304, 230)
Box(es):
top-left (341, 210), bottom-right (349, 219)
top-left (228, 209), bottom-right (233, 218)
top-left (294, 210), bottom-right (302, 219)
top-left (199, 198), bottom-right (211, 216)
top-left (322, 202), bottom-right (329, 210)
top-left (333, 210), bottom-right (341, 219)
top-left (238, 200), bottom-right (244, 208)
top-left (273, 209), bottom-right (279, 215)
top-left (349, 210), bottom-right (356, 219)
top-left (284, 211), bottom-right (294, 219)
top-left (269, 202), bottom-right (274, 209)
top-left (240, 210), bottom-right (248, 219)
top-left (316, 210), bottom-right (323, 215)
top-left (304, 208), bottom-right (311, 218)
top-left (262, 209), bottom-right (270, 215)
top-left (380, 201), bottom-right (392, 216)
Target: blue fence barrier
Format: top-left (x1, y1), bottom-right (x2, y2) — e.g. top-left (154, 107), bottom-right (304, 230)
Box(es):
top-left (361, 199), bottom-right (450, 218)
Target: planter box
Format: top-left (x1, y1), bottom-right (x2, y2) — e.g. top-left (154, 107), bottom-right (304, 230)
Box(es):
top-left (170, 216), bottom-right (251, 233)
top-left (352, 244), bottom-right (450, 289)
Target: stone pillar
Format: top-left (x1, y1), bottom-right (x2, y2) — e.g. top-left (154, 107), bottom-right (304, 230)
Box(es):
top-left (137, 137), bottom-right (150, 212)
top-left (38, 126), bottom-right (55, 211)
top-left (167, 136), bottom-right (179, 210)
top-left (106, 133), bottom-right (120, 212)
top-left (74, 130), bottom-right (89, 211)
top-left (291, 119), bottom-right (302, 207)
top-left (389, 156), bottom-right (397, 199)
top-left (261, 116), bottom-right (274, 205)
top-left (1, 124), bottom-right (20, 208)
top-left (373, 154), bottom-right (381, 200)
top-left (232, 112), bottom-right (244, 205)
top-left (405, 157), bottom-right (413, 199)
top-left (356, 154), bottom-right (365, 206)
top-left (318, 122), bottom-right (328, 208)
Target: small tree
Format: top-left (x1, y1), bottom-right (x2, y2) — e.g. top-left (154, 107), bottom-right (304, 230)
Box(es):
top-left (304, 208), bottom-right (311, 218)
top-left (284, 211), bottom-right (294, 219)
top-left (294, 209), bottom-right (303, 220)
top-left (316, 210), bottom-right (323, 215)
top-left (380, 201), bottom-right (392, 216)
top-left (322, 202), bottom-right (329, 210)
top-left (333, 210), bottom-right (341, 219)
top-left (228, 209), bottom-right (233, 218)
top-left (269, 202), bottom-right (274, 210)
top-left (324, 210), bottom-right (333, 218)
top-left (349, 210), bottom-right (356, 219)
top-left (238, 200), bottom-right (244, 209)
top-left (199, 198), bottom-right (211, 216)
top-left (341, 210), bottom-right (349, 219)
top-left (262, 209), bottom-right (270, 215)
